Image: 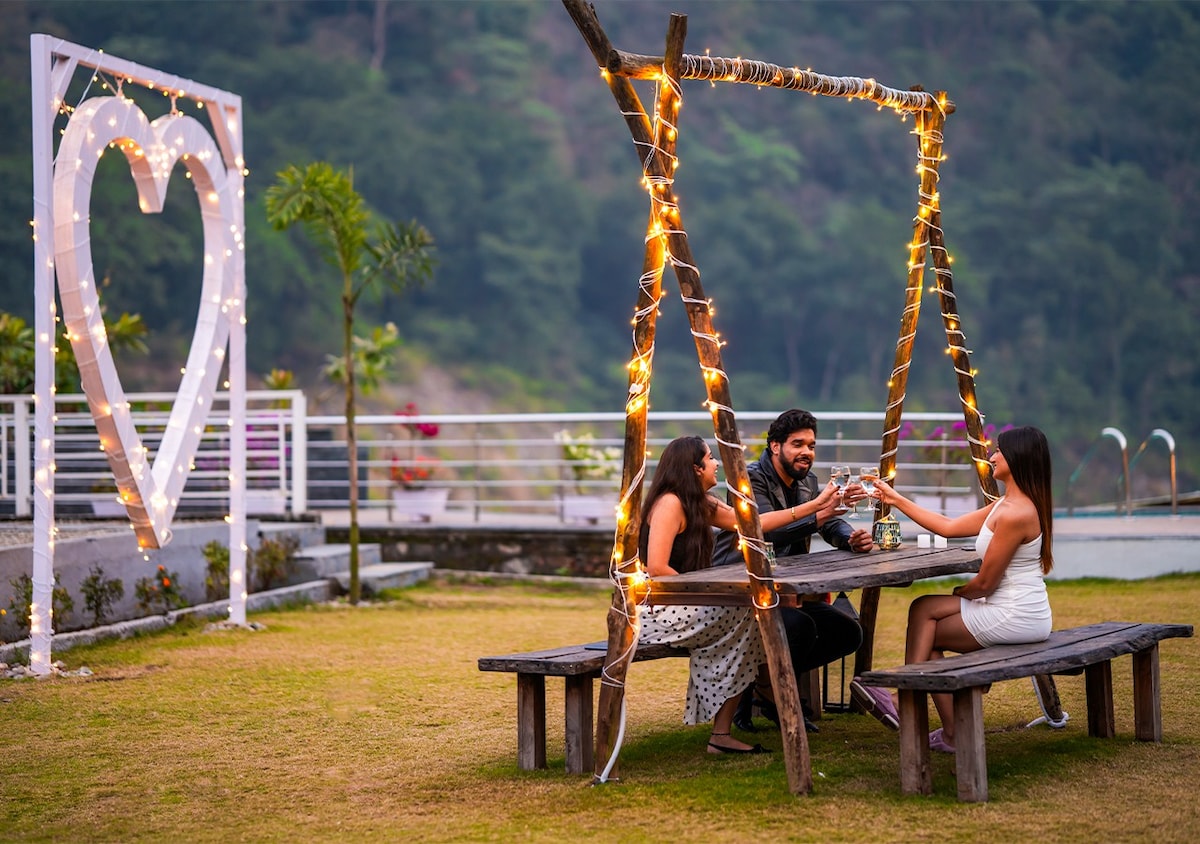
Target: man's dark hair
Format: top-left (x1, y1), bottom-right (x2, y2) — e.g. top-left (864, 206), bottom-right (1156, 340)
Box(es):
top-left (767, 408), bottom-right (819, 444)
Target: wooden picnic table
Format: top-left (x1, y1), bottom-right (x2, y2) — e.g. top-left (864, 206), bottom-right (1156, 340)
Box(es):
top-left (639, 544), bottom-right (981, 609)
top-left (595, 544), bottom-right (981, 792)
top-left (637, 544), bottom-right (980, 677)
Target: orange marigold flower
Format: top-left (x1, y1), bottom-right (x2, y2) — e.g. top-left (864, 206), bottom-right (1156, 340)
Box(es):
top-left (162, 577), bottom-right (171, 587)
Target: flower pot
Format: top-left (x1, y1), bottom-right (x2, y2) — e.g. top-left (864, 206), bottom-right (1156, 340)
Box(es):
top-left (561, 494), bottom-right (613, 525)
top-left (390, 486), bottom-right (450, 522)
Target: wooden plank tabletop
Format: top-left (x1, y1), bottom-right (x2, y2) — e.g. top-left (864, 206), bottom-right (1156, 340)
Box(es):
top-left (639, 545), bottom-right (981, 607)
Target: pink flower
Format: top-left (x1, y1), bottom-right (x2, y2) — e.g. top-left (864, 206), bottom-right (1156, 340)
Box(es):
top-left (396, 403), bottom-right (439, 439)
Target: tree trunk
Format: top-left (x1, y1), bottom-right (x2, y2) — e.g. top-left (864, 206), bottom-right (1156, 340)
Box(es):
top-left (370, 0), bottom-right (387, 72)
top-left (344, 291), bottom-right (361, 604)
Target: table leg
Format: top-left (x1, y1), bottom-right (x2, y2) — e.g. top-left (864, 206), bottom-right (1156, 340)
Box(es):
top-left (851, 586), bottom-right (881, 695)
top-left (801, 667), bottom-right (822, 720)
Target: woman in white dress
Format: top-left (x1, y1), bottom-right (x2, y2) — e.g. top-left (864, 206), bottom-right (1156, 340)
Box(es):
top-left (638, 436), bottom-right (839, 754)
top-left (849, 425), bottom-right (1054, 751)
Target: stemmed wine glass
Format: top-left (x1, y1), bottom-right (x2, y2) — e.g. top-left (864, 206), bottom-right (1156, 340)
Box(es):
top-left (860, 466), bottom-right (880, 519)
top-left (844, 467), bottom-right (861, 518)
top-left (831, 465), bottom-right (850, 513)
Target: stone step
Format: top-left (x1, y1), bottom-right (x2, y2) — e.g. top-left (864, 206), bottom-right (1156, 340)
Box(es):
top-left (257, 520), bottom-right (326, 550)
top-left (331, 562), bottom-right (434, 596)
top-left (293, 543), bottom-right (382, 581)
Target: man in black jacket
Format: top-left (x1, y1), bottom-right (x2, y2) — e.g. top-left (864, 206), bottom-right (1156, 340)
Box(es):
top-left (712, 408), bottom-right (873, 732)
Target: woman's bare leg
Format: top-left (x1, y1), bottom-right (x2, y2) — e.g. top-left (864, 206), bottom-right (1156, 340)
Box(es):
top-left (709, 694), bottom-right (759, 751)
top-left (906, 594), bottom-right (982, 743)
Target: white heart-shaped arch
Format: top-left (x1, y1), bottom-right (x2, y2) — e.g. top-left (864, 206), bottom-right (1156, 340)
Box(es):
top-left (53, 95), bottom-right (238, 548)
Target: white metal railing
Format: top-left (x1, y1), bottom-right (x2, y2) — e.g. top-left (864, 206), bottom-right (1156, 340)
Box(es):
top-left (0, 394), bottom-right (978, 521)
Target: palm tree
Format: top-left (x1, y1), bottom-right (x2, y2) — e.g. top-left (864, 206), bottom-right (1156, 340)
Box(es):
top-left (265, 162), bottom-right (435, 603)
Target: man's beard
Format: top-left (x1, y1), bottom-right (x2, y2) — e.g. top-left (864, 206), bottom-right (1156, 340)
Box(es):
top-left (784, 460), bottom-right (811, 482)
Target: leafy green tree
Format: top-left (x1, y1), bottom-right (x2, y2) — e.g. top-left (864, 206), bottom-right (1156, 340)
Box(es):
top-left (323, 321), bottom-right (402, 395)
top-left (0, 313), bottom-right (34, 395)
top-left (265, 162), bottom-right (434, 603)
top-left (0, 309), bottom-right (147, 395)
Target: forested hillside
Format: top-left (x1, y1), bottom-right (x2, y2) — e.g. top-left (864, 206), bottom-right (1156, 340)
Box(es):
top-left (1, 1), bottom-right (1196, 488)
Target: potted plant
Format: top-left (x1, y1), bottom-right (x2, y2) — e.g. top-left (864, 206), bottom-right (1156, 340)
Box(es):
top-left (554, 430), bottom-right (622, 524)
top-left (388, 403), bottom-right (448, 522)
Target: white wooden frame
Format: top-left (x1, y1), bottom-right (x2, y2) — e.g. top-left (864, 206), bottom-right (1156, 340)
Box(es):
top-left (29, 35), bottom-right (248, 673)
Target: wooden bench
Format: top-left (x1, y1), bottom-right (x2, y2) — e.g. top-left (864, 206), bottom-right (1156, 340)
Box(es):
top-left (859, 620), bottom-right (1193, 802)
top-left (478, 642), bottom-right (687, 774)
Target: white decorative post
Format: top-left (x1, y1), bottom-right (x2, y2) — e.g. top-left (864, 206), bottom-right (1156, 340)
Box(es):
top-left (29, 36), bottom-right (248, 669)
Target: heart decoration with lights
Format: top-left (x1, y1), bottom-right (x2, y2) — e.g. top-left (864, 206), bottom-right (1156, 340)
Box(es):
top-left (53, 95), bottom-right (238, 549)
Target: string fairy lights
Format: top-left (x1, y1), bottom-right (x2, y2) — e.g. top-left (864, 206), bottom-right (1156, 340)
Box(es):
top-left (877, 96), bottom-right (997, 503)
top-left (52, 94), bottom-right (238, 548)
top-left (566, 2), bottom-right (994, 787)
top-left (28, 34), bottom-right (249, 673)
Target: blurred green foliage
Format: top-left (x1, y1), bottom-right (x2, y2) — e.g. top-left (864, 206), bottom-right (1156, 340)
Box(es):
top-left (0, 1), bottom-right (1195, 490)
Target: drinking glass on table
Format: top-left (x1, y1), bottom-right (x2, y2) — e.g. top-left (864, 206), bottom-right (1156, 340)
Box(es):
top-left (860, 466), bottom-right (880, 518)
top-left (831, 465), bottom-right (850, 513)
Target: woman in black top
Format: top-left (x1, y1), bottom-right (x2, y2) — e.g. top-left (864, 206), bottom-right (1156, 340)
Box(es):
top-left (637, 436), bottom-right (837, 753)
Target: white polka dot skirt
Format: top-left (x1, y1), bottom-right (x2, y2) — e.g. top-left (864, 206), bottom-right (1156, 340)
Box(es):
top-left (638, 604), bottom-right (766, 725)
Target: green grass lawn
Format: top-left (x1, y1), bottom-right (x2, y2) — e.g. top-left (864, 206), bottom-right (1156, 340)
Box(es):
top-left (2, 574), bottom-right (1198, 842)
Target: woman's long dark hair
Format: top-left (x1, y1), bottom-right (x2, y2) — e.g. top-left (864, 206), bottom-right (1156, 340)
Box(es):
top-left (639, 436), bottom-right (715, 573)
top-left (997, 426), bottom-right (1054, 573)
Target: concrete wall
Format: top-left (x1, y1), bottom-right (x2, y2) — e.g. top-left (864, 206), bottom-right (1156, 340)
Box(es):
top-left (0, 520), bottom-right (289, 641)
top-left (327, 523), bottom-right (614, 578)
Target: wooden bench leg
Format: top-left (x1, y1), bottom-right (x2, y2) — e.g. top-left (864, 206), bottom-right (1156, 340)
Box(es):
top-left (897, 688), bottom-right (932, 796)
top-left (1132, 645), bottom-right (1162, 742)
top-left (564, 673), bottom-right (595, 774)
top-left (1085, 660), bottom-right (1115, 738)
top-left (516, 673), bottom-right (547, 770)
top-left (953, 686), bottom-right (987, 802)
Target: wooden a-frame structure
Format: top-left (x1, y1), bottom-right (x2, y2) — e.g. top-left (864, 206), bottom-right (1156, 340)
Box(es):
top-left (563, 1), bottom-right (1053, 795)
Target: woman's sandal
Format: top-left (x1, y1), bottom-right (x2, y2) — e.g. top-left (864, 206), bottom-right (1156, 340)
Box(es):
top-left (928, 727), bottom-right (956, 753)
top-left (707, 732), bottom-right (771, 755)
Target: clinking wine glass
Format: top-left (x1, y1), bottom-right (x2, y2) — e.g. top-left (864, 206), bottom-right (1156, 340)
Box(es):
top-left (860, 466), bottom-right (879, 519)
top-left (845, 468), bottom-right (861, 518)
top-left (831, 465), bottom-right (850, 513)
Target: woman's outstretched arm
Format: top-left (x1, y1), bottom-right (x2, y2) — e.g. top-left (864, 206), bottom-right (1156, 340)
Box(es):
top-left (872, 478), bottom-right (992, 538)
top-left (708, 481), bottom-right (840, 533)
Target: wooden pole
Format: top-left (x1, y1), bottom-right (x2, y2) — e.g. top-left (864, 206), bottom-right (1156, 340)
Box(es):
top-left (605, 50), bottom-right (953, 114)
top-left (564, 0), bottom-right (810, 794)
top-left (922, 98), bottom-right (1059, 727)
top-left (591, 209), bottom-right (666, 783)
top-left (655, 13), bottom-right (810, 797)
top-left (561, 0), bottom-right (662, 784)
top-left (857, 99), bottom-right (945, 680)
top-left (919, 95), bottom-right (997, 505)
top-left (865, 94), bottom-right (1062, 719)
